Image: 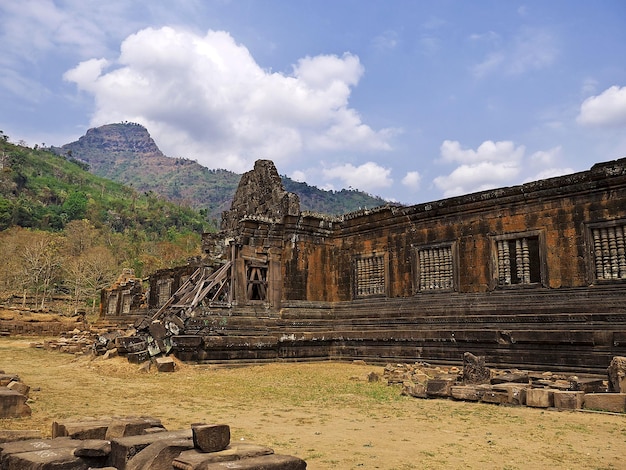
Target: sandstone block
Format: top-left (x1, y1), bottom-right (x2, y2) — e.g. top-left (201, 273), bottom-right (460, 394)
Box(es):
top-left (192, 424), bottom-right (230, 453)
top-left (0, 388), bottom-right (31, 418)
top-left (126, 437), bottom-right (194, 470)
top-left (105, 417), bottom-right (165, 439)
top-left (73, 439), bottom-right (112, 457)
top-left (526, 388), bottom-right (554, 408)
top-left (173, 444), bottom-right (274, 468)
top-left (127, 350), bottom-right (150, 364)
top-left (463, 352), bottom-right (490, 384)
top-left (198, 453), bottom-right (307, 469)
top-left (450, 385), bottom-right (485, 401)
top-left (155, 357), bottom-right (176, 373)
top-left (553, 391), bottom-right (585, 410)
top-left (492, 383), bottom-right (528, 405)
top-left (401, 382), bottom-right (427, 398)
top-left (0, 430), bottom-right (42, 444)
top-left (584, 393), bottom-right (626, 413)
top-left (481, 390), bottom-right (509, 404)
top-left (109, 429), bottom-right (192, 470)
top-left (426, 379), bottom-right (454, 397)
top-left (7, 380), bottom-right (30, 397)
top-left (2, 446), bottom-right (105, 470)
top-left (52, 418), bottom-right (111, 439)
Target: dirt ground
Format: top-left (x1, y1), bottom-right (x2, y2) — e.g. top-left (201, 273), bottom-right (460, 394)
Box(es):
top-left (1, 337), bottom-right (625, 470)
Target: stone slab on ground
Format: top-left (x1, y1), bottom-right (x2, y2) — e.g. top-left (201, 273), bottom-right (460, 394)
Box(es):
top-left (7, 380), bottom-right (30, 397)
top-left (73, 439), bottom-right (112, 457)
top-left (52, 419), bottom-right (111, 439)
top-left (109, 429), bottom-right (192, 470)
top-left (480, 390), bottom-right (509, 405)
top-left (492, 383), bottom-right (528, 405)
top-left (0, 374), bottom-right (19, 386)
top-left (199, 454), bottom-right (307, 470)
top-left (172, 444), bottom-right (275, 469)
top-left (191, 424), bottom-right (230, 453)
top-left (2, 446), bottom-right (105, 470)
top-left (126, 437), bottom-right (194, 470)
top-left (0, 437), bottom-right (74, 458)
top-left (553, 391), bottom-right (585, 410)
top-left (0, 430), bottom-right (42, 444)
top-left (584, 393), bottom-right (626, 413)
top-left (450, 385), bottom-right (485, 401)
top-left (155, 357), bottom-right (176, 373)
top-left (401, 382), bottom-right (427, 398)
top-left (0, 388), bottom-right (31, 418)
top-left (426, 379), bottom-right (454, 398)
top-left (105, 416), bottom-right (165, 439)
top-left (526, 388), bottom-right (555, 408)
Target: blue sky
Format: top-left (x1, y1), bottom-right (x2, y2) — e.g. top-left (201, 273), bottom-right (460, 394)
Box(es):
top-left (1, 0), bottom-right (625, 205)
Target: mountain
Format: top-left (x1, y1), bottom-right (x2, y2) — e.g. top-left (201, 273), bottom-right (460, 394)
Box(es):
top-left (53, 123), bottom-right (389, 222)
top-left (0, 136), bottom-right (209, 235)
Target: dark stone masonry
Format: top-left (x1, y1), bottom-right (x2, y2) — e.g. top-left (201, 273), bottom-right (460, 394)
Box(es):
top-left (101, 157), bottom-right (626, 373)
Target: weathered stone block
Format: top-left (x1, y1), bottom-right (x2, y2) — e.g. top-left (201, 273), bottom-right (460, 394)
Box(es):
top-left (73, 439), bottom-right (112, 457)
top-left (2, 446), bottom-right (104, 470)
top-left (173, 444), bottom-right (274, 468)
top-left (462, 352), bottom-right (490, 384)
top-left (553, 391), bottom-right (585, 410)
top-left (127, 350), bottom-right (150, 364)
top-left (155, 357), bottom-right (176, 373)
top-left (52, 419), bottom-right (111, 439)
top-left (7, 380), bottom-right (30, 397)
top-left (192, 424), bottom-right (230, 453)
top-left (584, 393), bottom-right (626, 413)
top-left (105, 417), bottom-right (165, 439)
top-left (126, 437), bottom-right (194, 470)
top-left (0, 430), bottom-right (42, 444)
top-left (401, 382), bottom-right (427, 398)
top-left (198, 453), bottom-right (307, 469)
top-left (492, 383), bottom-right (528, 405)
top-left (0, 388), bottom-right (31, 418)
top-left (481, 390), bottom-right (509, 404)
top-left (526, 388), bottom-right (554, 408)
top-left (109, 429), bottom-right (192, 470)
top-left (0, 374), bottom-right (19, 386)
top-left (450, 385), bottom-right (485, 401)
top-left (426, 379), bottom-right (454, 397)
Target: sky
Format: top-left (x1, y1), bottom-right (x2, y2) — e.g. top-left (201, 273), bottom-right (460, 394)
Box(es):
top-left (1, 0), bottom-right (625, 205)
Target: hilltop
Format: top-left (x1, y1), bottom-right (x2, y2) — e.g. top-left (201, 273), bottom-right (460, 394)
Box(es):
top-left (53, 123), bottom-right (388, 222)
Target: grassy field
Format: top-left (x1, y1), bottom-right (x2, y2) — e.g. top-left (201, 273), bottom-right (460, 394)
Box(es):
top-left (1, 337), bottom-right (625, 469)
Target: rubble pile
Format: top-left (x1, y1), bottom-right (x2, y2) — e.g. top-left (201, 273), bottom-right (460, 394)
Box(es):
top-left (384, 354), bottom-right (626, 413)
top-left (0, 416), bottom-right (307, 469)
top-left (0, 371), bottom-right (32, 418)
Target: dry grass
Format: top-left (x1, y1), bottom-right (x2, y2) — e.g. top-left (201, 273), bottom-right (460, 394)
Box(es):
top-left (1, 337), bottom-right (625, 469)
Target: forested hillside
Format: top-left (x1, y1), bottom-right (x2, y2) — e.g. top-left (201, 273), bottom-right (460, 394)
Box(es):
top-left (0, 134), bottom-right (209, 314)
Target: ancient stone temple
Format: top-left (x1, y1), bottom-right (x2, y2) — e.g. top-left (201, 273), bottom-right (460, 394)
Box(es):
top-left (102, 157), bottom-right (626, 372)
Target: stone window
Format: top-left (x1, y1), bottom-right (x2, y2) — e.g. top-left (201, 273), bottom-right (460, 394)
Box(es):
top-left (492, 231), bottom-right (543, 287)
top-left (354, 254), bottom-right (386, 298)
top-left (415, 243), bottom-right (456, 291)
top-left (157, 278), bottom-right (172, 306)
top-left (121, 290), bottom-right (131, 314)
top-left (589, 221), bottom-right (626, 282)
top-left (246, 263), bottom-right (268, 301)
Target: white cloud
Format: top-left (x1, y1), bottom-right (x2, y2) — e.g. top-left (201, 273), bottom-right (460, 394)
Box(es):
top-left (401, 171), bottom-right (421, 190)
top-left (529, 146), bottom-right (561, 166)
top-left (434, 140), bottom-right (524, 197)
top-left (322, 162), bottom-right (393, 193)
top-left (290, 170), bottom-right (306, 182)
top-left (372, 31), bottom-right (399, 52)
top-left (63, 26), bottom-right (395, 172)
top-left (577, 85), bottom-right (626, 128)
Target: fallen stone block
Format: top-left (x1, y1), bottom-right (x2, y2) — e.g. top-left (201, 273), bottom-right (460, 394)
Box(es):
top-left (2, 446), bottom-right (105, 470)
top-left (491, 372), bottom-right (529, 385)
top-left (426, 379), bottom-right (454, 398)
top-left (198, 453), bottom-right (307, 469)
top-left (526, 388), bottom-right (554, 408)
top-left (0, 430), bottom-right (42, 444)
top-left (584, 393), bottom-right (626, 413)
top-left (492, 383), bottom-right (528, 405)
top-left (191, 424), bottom-right (230, 453)
top-left (126, 437), bottom-right (194, 470)
top-left (52, 418), bottom-right (112, 439)
top-left (73, 439), bottom-right (112, 457)
top-left (7, 380), bottom-right (30, 397)
top-left (481, 390), bottom-right (509, 405)
top-left (0, 374), bottom-right (19, 386)
top-left (0, 388), bottom-right (31, 418)
top-left (127, 350), bottom-right (150, 364)
top-left (450, 385), bottom-right (485, 402)
top-left (109, 429), bottom-right (192, 470)
top-left (572, 377), bottom-right (607, 393)
top-left (105, 417), bottom-right (165, 439)
top-left (155, 357), bottom-right (176, 373)
top-left (462, 352), bottom-right (490, 384)
top-left (401, 382), bottom-right (427, 398)
top-left (553, 391), bottom-right (585, 410)
top-left (172, 444), bottom-right (275, 469)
